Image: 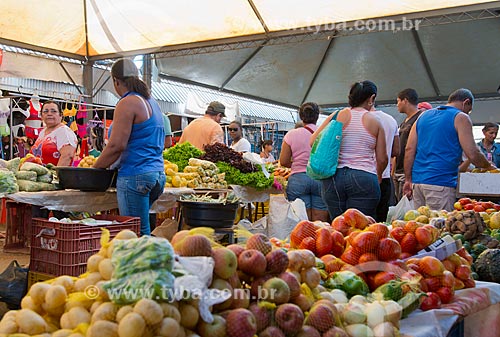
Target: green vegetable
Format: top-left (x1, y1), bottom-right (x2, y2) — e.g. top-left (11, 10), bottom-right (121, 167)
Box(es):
top-left (20, 162), bottom-right (49, 176)
top-left (216, 162), bottom-right (274, 190)
top-left (36, 173), bottom-right (53, 183)
top-left (6, 157), bottom-right (20, 173)
top-left (15, 170), bottom-right (37, 182)
top-left (373, 280), bottom-right (406, 301)
top-left (17, 180), bottom-right (55, 192)
top-left (324, 270), bottom-right (369, 297)
top-left (0, 169), bottom-right (18, 194)
top-left (163, 142), bottom-right (203, 171)
top-left (398, 291), bottom-right (426, 318)
top-left (471, 243), bottom-right (488, 256)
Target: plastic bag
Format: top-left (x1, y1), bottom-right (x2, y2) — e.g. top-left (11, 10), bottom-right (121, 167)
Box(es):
top-left (387, 195), bottom-right (414, 223)
top-left (268, 194), bottom-right (308, 240)
top-left (0, 260), bottom-right (28, 309)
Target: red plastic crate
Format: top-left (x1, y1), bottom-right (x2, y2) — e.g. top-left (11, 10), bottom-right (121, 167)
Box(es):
top-left (30, 215), bottom-right (140, 276)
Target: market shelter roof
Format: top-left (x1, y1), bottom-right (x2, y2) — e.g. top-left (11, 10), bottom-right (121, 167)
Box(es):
top-left (0, 0), bottom-right (496, 59)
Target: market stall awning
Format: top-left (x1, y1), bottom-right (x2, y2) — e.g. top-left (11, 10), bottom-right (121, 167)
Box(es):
top-left (0, 0), bottom-right (497, 59)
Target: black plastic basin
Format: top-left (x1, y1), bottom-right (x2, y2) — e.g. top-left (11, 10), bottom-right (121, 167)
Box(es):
top-left (180, 201), bottom-right (239, 228)
top-left (56, 167), bottom-right (116, 192)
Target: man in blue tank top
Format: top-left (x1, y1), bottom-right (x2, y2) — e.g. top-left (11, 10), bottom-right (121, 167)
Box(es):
top-left (403, 89), bottom-right (496, 211)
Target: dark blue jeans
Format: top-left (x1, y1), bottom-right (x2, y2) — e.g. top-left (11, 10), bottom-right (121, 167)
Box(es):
top-left (321, 167), bottom-right (380, 219)
top-left (116, 171), bottom-right (166, 236)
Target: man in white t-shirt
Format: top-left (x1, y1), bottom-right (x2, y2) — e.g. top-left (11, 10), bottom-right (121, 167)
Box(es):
top-left (371, 108), bottom-right (400, 222)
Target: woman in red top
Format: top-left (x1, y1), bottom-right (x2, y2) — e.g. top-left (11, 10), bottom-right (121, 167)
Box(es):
top-left (30, 101), bottom-right (77, 166)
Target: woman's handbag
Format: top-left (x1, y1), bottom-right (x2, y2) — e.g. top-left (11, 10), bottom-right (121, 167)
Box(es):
top-left (306, 110), bottom-right (343, 180)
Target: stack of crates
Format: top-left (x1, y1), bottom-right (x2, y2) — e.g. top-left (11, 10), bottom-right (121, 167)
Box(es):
top-left (29, 215), bottom-right (140, 282)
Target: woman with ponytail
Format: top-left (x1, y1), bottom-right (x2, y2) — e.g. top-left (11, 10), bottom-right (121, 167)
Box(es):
top-left (94, 58), bottom-right (166, 236)
top-left (311, 81), bottom-right (388, 219)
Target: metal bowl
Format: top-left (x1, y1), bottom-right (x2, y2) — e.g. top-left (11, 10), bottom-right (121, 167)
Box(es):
top-left (55, 167), bottom-right (116, 192)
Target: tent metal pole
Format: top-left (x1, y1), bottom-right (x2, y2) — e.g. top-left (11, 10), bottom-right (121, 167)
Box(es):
top-left (411, 29), bottom-right (441, 97)
top-left (83, 61), bottom-right (94, 104)
top-left (59, 62), bottom-right (84, 96)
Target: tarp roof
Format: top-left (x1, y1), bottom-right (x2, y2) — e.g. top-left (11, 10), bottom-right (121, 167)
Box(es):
top-left (1, 1), bottom-right (499, 109)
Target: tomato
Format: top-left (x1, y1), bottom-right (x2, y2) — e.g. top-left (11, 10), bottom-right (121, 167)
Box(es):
top-left (400, 252), bottom-right (412, 259)
top-left (331, 230), bottom-right (346, 248)
top-left (415, 227), bottom-right (433, 247)
top-left (442, 260), bottom-right (456, 273)
top-left (436, 287), bottom-right (454, 304)
top-left (404, 221), bottom-right (420, 235)
top-left (454, 264), bottom-right (472, 281)
top-left (358, 252), bottom-right (378, 264)
top-left (494, 204), bottom-right (500, 211)
top-left (390, 227), bottom-right (406, 242)
top-left (377, 238), bottom-right (402, 261)
top-left (325, 258), bottom-right (345, 274)
top-left (419, 256), bottom-right (445, 277)
top-left (481, 201), bottom-right (495, 210)
top-left (400, 233), bottom-right (418, 254)
top-left (340, 247), bottom-right (360, 265)
top-left (463, 204), bottom-right (475, 210)
top-left (386, 259), bottom-right (409, 277)
top-left (345, 230), bottom-right (362, 246)
top-left (331, 215), bottom-right (350, 236)
top-left (458, 198), bottom-right (473, 205)
top-left (420, 292), bottom-right (442, 311)
top-left (423, 276), bottom-right (442, 292)
top-left (351, 231), bottom-right (379, 253)
top-left (463, 278), bottom-right (475, 288)
top-left (331, 243), bottom-right (344, 258)
top-left (315, 227), bottom-right (334, 257)
top-left (299, 236), bottom-right (316, 254)
top-left (343, 208), bottom-right (370, 230)
top-left (372, 271), bottom-right (397, 290)
top-left (423, 224), bottom-right (439, 242)
top-left (453, 278), bottom-right (465, 290)
top-left (446, 253), bottom-right (463, 268)
top-left (455, 247), bottom-right (473, 265)
top-left (367, 223), bottom-right (389, 241)
top-left (473, 204), bottom-right (485, 212)
top-left (290, 220), bottom-right (318, 248)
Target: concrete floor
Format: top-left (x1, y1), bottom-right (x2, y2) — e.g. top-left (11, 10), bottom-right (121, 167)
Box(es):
top-left (0, 223), bottom-right (30, 272)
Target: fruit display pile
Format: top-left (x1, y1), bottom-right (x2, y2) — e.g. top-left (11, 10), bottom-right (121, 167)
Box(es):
top-left (164, 158), bottom-right (228, 189)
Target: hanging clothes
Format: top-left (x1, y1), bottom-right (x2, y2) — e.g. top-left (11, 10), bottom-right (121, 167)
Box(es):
top-left (25, 96), bottom-right (43, 139)
top-left (87, 111), bottom-right (104, 152)
top-left (63, 102), bottom-right (78, 132)
top-left (76, 102), bottom-right (88, 138)
top-left (0, 98), bottom-right (11, 137)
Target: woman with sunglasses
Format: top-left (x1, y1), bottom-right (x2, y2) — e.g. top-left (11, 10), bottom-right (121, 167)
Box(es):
top-left (228, 121), bottom-right (251, 153)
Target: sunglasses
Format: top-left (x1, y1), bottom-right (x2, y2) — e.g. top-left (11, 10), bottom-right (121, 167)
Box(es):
top-left (228, 128), bottom-right (239, 132)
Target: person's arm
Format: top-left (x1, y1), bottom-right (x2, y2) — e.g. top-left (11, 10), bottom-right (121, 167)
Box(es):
top-left (57, 144), bottom-right (76, 166)
top-left (403, 123), bottom-right (418, 198)
top-left (279, 141), bottom-right (292, 168)
top-left (210, 126), bottom-right (224, 145)
top-left (94, 97), bottom-right (136, 169)
top-left (164, 135), bottom-right (172, 149)
top-left (459, 158), bottom-right (472, 172)
top-left (456, 113), bottom-right (496, 170)
top-left (375, 125), bottom-right (388, 183)
top-left (391, 135), bottom-right (400, 159)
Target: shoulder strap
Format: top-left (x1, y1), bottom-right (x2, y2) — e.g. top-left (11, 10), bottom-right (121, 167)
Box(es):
top-left (331, 109), bottom-right (340, 121)
top-left (303, 126), bottom-right (314, 134)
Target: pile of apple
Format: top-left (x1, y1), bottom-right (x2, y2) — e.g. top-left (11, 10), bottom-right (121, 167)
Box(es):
top-left (389, 220), bottom-right (440, 258)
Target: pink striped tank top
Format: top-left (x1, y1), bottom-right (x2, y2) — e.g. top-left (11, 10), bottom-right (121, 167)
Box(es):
top-left (337, 108), bottom-right (377, 174)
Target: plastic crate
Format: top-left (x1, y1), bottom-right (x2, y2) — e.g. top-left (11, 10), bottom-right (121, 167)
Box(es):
top-left (27, 271), bottom-right (53, 289)
top-left (30, 215), bottom-right (140, 277)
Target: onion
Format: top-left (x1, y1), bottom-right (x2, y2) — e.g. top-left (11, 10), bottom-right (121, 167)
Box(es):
top-left (381, 300), bottom-right (402, 328)
top-left (345, 324), bottom-right (374, 337)
top-left (349, 295), bottom-right (369, 305)
top-left (342, 302), bottom-right (367, 325)
top-left (330, 289), bottom-right (348, 304)
top-left (373, 322), bottom-right (397, 337)
top-left (365, 302), bottom-right (385, 329)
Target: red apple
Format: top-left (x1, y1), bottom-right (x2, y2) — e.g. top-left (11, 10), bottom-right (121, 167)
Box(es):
top-left (261, 277), bottom-right (290, 304)
top-left (275, 303), bottom-right (304, 335)
top-left (238, 249), bottom-right (267, 277)
top-left (227, 244), bottom-right (245, 257)
top-left (212, 247), bottom-right (238, 279)
top-left (296, 325), bottom-right (321, 337)
top-left (278, 271), bottom-right (301, 299)
top-left (230, 288), bottom-right (250, 309)
top-left (304, 302), bottom-right (337, 332)
top-left (226, 309), bottom-right (257, 337)
top-left (246, 233), bottom-right (272, 255)
top-left (249, 302), bottom-right (272, 333)
top-left (265, 249), bottom-right (289, 275)
top-left (258, 326), bottom-right (285, 337)
top-left (197, 314), bottom-right (226, 337)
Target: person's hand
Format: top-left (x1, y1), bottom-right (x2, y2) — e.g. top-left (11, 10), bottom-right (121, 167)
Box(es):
top-left (403, 181), bottom-right (413, 199)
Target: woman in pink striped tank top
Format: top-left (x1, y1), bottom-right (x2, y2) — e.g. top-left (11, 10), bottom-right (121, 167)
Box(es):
top-left (312, 81), bottom-right (388, 219)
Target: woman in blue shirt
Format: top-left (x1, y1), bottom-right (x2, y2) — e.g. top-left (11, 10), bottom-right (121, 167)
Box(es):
top-left (94, 59), bottom-right (166, 235)
top-left (477, 122), bottom-right (500, 167)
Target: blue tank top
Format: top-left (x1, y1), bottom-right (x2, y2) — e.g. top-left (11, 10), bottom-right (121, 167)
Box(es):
top-left (412, 106), bottom-right (462, 187)
top-left (118, 92), bottom-right (165, 177)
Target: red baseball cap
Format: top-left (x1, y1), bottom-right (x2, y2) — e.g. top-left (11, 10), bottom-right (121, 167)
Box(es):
top-left (417, 102), bottom-right (432, 110)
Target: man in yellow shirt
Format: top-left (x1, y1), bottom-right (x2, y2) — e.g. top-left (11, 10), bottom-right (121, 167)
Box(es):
top-left (179, 101), bottom-right (225, 150)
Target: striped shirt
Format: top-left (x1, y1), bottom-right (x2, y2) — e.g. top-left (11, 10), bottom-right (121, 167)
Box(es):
top-left (337, 108), bottom-right (377, 174)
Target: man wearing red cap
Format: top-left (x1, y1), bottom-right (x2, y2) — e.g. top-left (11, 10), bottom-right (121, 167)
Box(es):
top-left (417, 102), bottom-right (433, 111)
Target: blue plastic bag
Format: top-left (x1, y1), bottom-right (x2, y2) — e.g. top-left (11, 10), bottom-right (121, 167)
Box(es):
top-left (306, 110), bottom-right (343, 180)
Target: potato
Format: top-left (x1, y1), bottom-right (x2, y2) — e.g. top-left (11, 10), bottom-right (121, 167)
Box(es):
top-left (118, 312), bottom-right (145, 337)
top-left (29, 283), bottom-right (51, 305)
top-left (16, 309), bottom-right (48, 335)
top-left (66, 306), bottom-right (91, 329)
top-left (87, 255), bottom-right (104, 273)
top-left (116, 306), bottom-right (134, 323)
top-left (114, 230), bottom-right (138, 240)
top-left (133, 299), bottom-right (163, 326)
top-left (0, 311), bottom-right (19, 334)
top-left (160, 303), bottom-right (181, 323)
top-left (96, 281), bottom-right (110, 301)
top-left (68, 334), bottom-right (85, 337)
top-left (20, 296), bottom-right (40, 313)
top-left (90, 301), bottom-right (102, 314)
top-left (91, 302), bottom-right (118, 323)
top-left (87, 320), bottom-right (118, 337)
top-left (65, 292), bottom-right (94, 311)
top-left (98, 258), bottom-right (114, 280)
top-left (158, 317), bottom-right (180, 337)
top-left (60, 313), bottom-right (71, 330)
top-left (45, 285), bottom-right (67, 309)
top-left (52, 276), bottom-right (75, 293)
top-left (178, 303), bottom-right (198, 330)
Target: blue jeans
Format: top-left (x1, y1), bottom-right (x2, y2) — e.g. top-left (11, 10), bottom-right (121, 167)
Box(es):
top-left (286, 172), bottom-right (327, 211)
top-left (321, 167), bottom-right (380, 219)
top-left (116, 171), bottom-right (166, 236)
